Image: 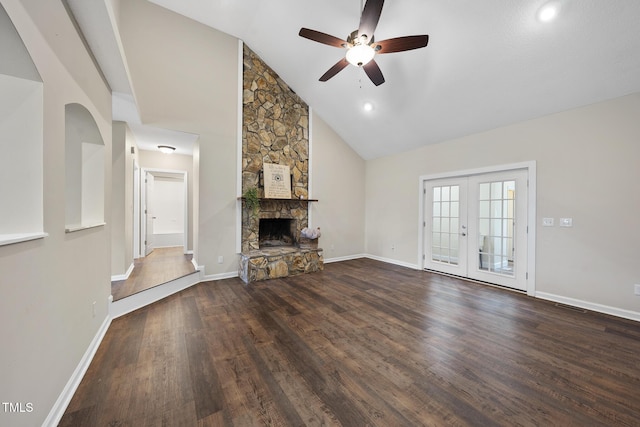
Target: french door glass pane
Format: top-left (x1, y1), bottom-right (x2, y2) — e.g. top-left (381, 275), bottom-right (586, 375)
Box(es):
top-left (478, 180), bottom-right (516, 276)
top-left (432, 185), bottom-right (460, 265)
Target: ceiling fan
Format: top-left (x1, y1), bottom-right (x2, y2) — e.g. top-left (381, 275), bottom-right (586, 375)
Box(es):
top-left (298, 0), bottom-right (429, 86)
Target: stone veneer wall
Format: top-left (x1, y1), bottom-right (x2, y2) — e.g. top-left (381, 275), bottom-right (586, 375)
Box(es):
top-left (242, 44), bottom-right (310, 253)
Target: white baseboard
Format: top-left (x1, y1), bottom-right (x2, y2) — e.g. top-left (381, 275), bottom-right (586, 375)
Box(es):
top-left (110, 262), bottom-right (134, 282)
top-left (364, 254), bottom-right (420, 270)
top-left (110, 271), bottom-right (202, 319)
top-left (324, 253), bottom-right (366, 264)
top-left (43, 314), bottom-right (111, 427)
top-left (201, 271), bottom-right (238, 282)
top-left (536, 292), bottom-right (640, 322)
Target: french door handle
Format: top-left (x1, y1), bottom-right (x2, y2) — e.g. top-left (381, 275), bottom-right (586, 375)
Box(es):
top-left (461, 232), bottom-right (467, 236)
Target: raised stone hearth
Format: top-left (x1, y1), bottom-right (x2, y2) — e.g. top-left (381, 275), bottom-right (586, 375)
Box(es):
top-left (239, 247), bottom-right (323, 283)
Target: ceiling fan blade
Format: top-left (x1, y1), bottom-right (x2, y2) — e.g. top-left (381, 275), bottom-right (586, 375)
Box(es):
top-left (363, 59), bottom-right (385, 86)
top-left (299, 28), bottom-right (348, 48)
top-left (319, 58), bottom-right (350, 82)
top-left (374, 35), bottom-right (429, 53)
top-left (358, 0), bottom-right (384, 40)
top-left (375, 35), bottom-right (429, 54)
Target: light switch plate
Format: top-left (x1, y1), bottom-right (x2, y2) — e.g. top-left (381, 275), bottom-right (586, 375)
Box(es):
top-left (542, 218), bottom-right (554, 227)
top-left (560, 218), bottom-right (573, 227)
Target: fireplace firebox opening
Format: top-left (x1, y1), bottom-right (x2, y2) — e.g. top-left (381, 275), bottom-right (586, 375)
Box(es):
top-left (259, 218), bottom-right (296, 248)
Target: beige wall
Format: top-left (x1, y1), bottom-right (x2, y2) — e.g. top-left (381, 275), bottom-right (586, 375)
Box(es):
top-left (0, 0), bottom-right (112, 425)
top-left (113, 0), bottom-right (238, 276)
top-left (311, 112), bottom-right (366, 260)
top-left (366, 93), bottom-right (640, 316)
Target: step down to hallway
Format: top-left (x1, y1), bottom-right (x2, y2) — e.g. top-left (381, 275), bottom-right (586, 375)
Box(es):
top-left (110, 270), bottom-right (202, 318)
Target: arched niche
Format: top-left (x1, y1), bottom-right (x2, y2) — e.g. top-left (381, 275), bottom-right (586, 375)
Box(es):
top-left (65, 103), bottom-right (106, 232)
top-left (0, 3), bottom-right (46, 246)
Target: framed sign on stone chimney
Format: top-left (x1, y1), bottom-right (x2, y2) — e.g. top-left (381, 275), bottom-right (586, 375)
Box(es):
top-left (263, 163), bottom-right (291, 199)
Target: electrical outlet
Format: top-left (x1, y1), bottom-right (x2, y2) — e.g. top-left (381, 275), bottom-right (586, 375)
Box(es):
top-left (391, 244), bottom-right (395, 251)
top-left (635, 284), bottom-right (640, 296)
top-left (560, 218), bottom-right (573, 227)
top-left (542, 218), bottom-right (554, 227)
top-left (218, 256), bottom-right (224, 264)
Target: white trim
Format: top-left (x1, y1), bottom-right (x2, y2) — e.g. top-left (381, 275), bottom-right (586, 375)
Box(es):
top-left (140, 168), bottom-right (188, 257)
top-left (65, 223), bottom-right (106, 233)
top-left (110, 270), bottom-right (202, 319)
top-left (43, 314), bottom-right (111, 427)
top-left (201, 271), bottom-right (239, 282)
top-left (365, 254), bottom-right (420, 270)
top-left (0, 232), bottom-right (47, 246)
top-left (133, 160), bottom-right (141, 258)
top-left (110, 262), bottom-right (134, 282)
top-left (417, 161), bottom-right (537, 295)
top-left (324, 253), bottom-right (366, 264)
top-left (308, 107), bottom-right (313, 227)
top-left (236, 39), bottom-right (244, 254)
top-left (536, 292), bottom-right (640, 322)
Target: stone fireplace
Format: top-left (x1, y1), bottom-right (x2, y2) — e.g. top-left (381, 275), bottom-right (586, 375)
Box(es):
top-left (239, 44), bottom-right (323, 283)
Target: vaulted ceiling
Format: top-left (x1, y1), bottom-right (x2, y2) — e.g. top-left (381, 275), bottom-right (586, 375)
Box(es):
top-left (69, 0), bottom-right (640, 159)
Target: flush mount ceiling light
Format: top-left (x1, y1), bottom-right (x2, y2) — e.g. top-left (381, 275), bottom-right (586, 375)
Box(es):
top-left (158, 145), bottom-right (176, 154)
top-left (363, 102), bottom-right (374, 112)
top-left (538, 1), bottom-right (560, 22)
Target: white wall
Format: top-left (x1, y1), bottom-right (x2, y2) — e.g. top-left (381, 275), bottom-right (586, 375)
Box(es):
top-left (0, 0), bottom-right (112, 425)
top-left (366, 93), bottom-right (640, 317)
top-left (311, 111), bottom-right (366, 260)
top-left (0, 74), bottom-right (42, 235)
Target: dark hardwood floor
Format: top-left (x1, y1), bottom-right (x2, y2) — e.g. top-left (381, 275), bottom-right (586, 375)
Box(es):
top-left (62, 259), bottom-right (640, 426)
top-left (112, 247), bottom-right (196, 301)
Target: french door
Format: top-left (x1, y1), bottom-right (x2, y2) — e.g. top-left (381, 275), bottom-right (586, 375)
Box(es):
top-left (423, 169), bottom-right (528, 291)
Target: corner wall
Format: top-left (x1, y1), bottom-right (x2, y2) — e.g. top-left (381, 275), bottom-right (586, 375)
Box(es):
top-left (365, 93), bottom-right (640, 317)
top-left (111, 121), bottom-right (138, 277)
top-left (311, 112), bottom-right (366, 260)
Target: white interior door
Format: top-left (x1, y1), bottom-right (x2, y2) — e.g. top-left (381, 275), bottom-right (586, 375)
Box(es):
top-left (423, 169), bottom-right (528, 291)
top-left (145, 172), bottom-right (155, 256)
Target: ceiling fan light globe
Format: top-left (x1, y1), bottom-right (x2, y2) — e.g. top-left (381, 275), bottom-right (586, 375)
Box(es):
top-left (346, 44), bottom-right (375, 67)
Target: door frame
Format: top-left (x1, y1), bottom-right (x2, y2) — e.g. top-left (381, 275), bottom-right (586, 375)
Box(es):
top-left (140, 167), bottom-right (189, 257)
top-left (418, 161), bottom-right (537, 296)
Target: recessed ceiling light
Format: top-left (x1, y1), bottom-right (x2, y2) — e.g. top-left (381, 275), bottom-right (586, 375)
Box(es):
top-left (158, 145), bottom-right (176, 154)
top-left (538, 2), bottom-right (559, 22)
top-left (363, 102), bottom-right (374, 112)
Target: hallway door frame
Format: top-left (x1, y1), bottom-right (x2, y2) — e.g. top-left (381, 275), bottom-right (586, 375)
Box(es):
top-left (418, 161), bottom-right (537, 296)
top-left (140, 167), bottom-right (188, 257)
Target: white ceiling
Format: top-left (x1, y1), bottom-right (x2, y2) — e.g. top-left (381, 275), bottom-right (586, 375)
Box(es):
top-left (70, 0), bottom-right (640, 159)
